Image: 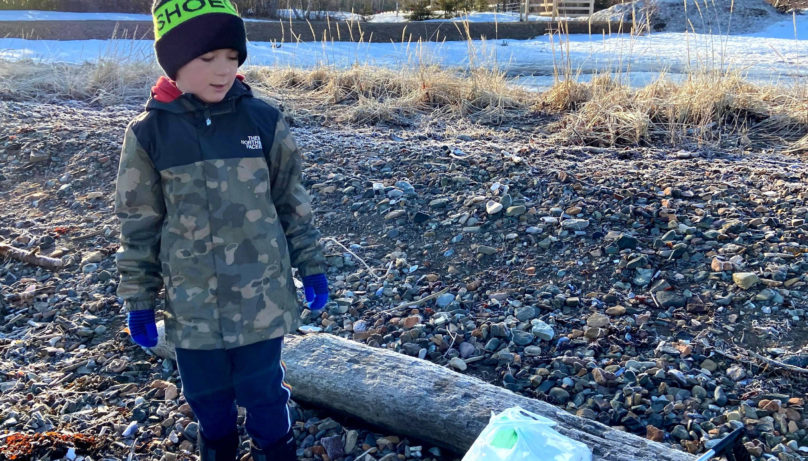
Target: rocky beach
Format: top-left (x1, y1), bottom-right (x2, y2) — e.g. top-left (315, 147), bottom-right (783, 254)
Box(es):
top-left (0, 91), bottom-right (807, 461)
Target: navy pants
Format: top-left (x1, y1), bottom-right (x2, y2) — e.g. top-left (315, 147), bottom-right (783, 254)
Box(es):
top-left (175, 337), bottom-right (291, 449)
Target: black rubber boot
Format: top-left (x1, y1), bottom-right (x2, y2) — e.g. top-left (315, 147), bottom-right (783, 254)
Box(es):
top-left (249, 430), bottom-right (296, 461)
top-left (198, 431), bottom-right (239, 461)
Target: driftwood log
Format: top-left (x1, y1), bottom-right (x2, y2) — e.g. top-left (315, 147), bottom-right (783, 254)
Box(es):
top-left (283, 334), bottom-right (696, 461)
top-left (0, 243), bottom-right (64, 270)
top-left (149, 327), bottom-right (694, 460)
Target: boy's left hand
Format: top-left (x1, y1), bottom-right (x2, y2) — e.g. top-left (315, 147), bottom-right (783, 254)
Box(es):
top-left (303, 273), bottom-right (329, 312)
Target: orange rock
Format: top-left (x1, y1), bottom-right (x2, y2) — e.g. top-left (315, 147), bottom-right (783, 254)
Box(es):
top-left (646, 425), bottom-right (665, 442)
top-left (675, 343), bottom-right (692, 358)
top-left (402, 315), bottom-right (421, 329)
top-left (759, 399), bottom-right (782, 413)
top-left (177, 403), bottom-right (194, 418)
top-left (711, 257), bottom-right (733, 272)
top-left (682, 440), bottom-right (701, 454)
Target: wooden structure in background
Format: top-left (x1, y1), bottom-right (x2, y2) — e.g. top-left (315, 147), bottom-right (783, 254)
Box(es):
top-left (525, 0), bottom-right (594, 18)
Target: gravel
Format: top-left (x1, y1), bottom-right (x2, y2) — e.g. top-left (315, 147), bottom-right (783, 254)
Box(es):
top-left (1, 97), bottom-right (807, 460)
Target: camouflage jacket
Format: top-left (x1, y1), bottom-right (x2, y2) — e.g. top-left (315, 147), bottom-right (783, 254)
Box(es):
top-left (115, 78), bottom-right (325, 350)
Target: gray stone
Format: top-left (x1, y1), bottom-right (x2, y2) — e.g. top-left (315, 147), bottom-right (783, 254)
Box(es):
top-left (714, 386), bottom-right (728, 406)
top-left (655, 290), bottom-right (686, 308)
top-left (615, 234), bottom-right (639, 250)
top-left (531, 320), bottom-right (554, 341)
top-left (514, 306), bottom-right (538, 322)
top-left (671, 425), bottom-right (690, 440)
top-left (512, 330), bottom-right (534, 346)
top-left (458, 342), bottom-right (475, 359)
top-left (626, 255), bottom-right (649, 269)
top-left (524, 346), bottom-right (542, 356)
top-left (436, 293), bottom-right (455, 308)
top-left (505, 205), bottom-right (526, 217)
top-left (321, 435), bottom-right (345, 459)
top-left (429, 197), bottom-right (449, 209)
top-left (733, 272), bottom-right (760, 290)
top-left (548, 387), bottom-right (570, 404)
top-left (448, 357), bottom-right (467, 371)
top-left (344, 430), bottom-right (359, 453)
top-left (634, 268), bottom-right (655, 286)
top-left (486, 201), bottom-right (503, 215)
top-left (561, 219), bottom-right (589, 230)
top-left (490, 322), bottom-right (509, 337)
top-left (726, 365), bottom-right (746, 381)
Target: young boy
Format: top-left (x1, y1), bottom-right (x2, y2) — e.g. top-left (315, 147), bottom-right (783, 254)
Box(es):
top-left (115, 1), bottom-right (329, 460)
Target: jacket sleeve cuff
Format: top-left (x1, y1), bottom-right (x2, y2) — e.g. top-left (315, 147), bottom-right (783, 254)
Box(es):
top-left (123, 299), bottom-right (156, 312)
top-left (298, 264), bottom-right (326, 279)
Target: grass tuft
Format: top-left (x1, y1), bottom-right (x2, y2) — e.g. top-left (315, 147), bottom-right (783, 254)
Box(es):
top-left (244, 63), bottom-right (529, 126)
top-left (0, 59), bottom-right (158, 106)
top-left (544, 69), bottom-right (808, 148)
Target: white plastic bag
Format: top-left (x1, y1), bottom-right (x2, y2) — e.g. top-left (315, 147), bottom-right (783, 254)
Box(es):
top-left (462, 406), bottom-right (593, 461)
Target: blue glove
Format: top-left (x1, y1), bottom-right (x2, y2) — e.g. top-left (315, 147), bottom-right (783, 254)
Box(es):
top-left (127, 310), bottom-right (158, 347)
top-left (303, 274), bottom-right (329, 312)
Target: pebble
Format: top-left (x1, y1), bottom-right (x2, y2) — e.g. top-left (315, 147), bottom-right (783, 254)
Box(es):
top-left (485, 200), bottom-right (503, 215)
top-left (459, 342), bottom-right (476, 358)
top-left (436, 293), bottom-right (455, 308)
top-left (561, 219), bottom-right (589, 230)
top-left (733, 272), bottom-right (760, 290)
top-left (448, 357), bottom-right (467, 371)
top-left (586, 313), bottom-right (610, 328)
top-left (531, 320), bottom-right (554, 341)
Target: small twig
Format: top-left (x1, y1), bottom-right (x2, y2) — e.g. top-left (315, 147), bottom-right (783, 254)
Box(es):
top-left (49, 372), bottom-right (77, 388)
top-left (379, 287), bottom-right (452, 316)
top-left (4, 313), bottom-right (25, 326)
top-left (322, 237), bottom-right (382, 282)
top-left (398, 287), bottom-right (451, 309)
top-left (649, 291), bottom-right (662, 310)
top-left (746, 350), bottom-right (808, 375)
top-left (711, 347), bottom-right (742, 362)
top-left (709, 341), bottom-right (808, 375)
top-left (0, 243), bottom-right (64, 270)
top-left (443, 330), bottom-right (458, 358)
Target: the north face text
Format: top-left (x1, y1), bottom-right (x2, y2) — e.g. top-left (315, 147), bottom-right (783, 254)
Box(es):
top-left (241, 136), bottom-right (263, 150)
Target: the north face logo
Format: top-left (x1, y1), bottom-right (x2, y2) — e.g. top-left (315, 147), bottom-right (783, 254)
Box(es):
top-left (241, 136), bottom-right (262, 150)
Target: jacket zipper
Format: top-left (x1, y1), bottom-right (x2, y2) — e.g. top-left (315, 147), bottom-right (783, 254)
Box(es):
top-left (204, 107), bottom-right (212, 126)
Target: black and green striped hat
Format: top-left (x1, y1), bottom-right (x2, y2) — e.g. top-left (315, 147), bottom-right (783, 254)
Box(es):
top-left (152, 0), bottom-right (247, 79)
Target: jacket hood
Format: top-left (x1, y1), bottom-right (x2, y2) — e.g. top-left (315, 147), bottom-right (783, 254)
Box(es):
top-left (146, 75), bottom-right (252, 113)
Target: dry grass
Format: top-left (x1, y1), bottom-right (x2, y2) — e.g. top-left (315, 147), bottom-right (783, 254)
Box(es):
top-left (0, 59), bottom-right (159, 105)
top-left (244, 63), bottom-right (529, 125)
top-left (0, 32), bottom-right (159, 106)
top-left (545, 70), bottom-right (808, 148)
top-left (0, 44), bottom-right (805, 152)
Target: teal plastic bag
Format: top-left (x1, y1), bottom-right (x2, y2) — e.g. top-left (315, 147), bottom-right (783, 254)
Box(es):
top-left (462, 407), bottom-right (592, 461)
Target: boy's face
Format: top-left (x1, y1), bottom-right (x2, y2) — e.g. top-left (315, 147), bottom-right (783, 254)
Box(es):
top-left (175, 48), bottom-right (239, 104)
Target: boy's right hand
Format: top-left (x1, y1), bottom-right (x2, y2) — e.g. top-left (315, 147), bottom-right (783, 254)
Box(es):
top-left (127, 310), bottom-right (158, 348)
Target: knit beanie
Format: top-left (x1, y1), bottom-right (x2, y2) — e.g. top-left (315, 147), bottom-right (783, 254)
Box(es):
top-left (152, 0), bottom-right (247, 79)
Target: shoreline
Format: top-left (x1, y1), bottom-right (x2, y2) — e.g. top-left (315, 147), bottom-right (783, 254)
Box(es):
top-left (0, 19), bottom-right (619, 42)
